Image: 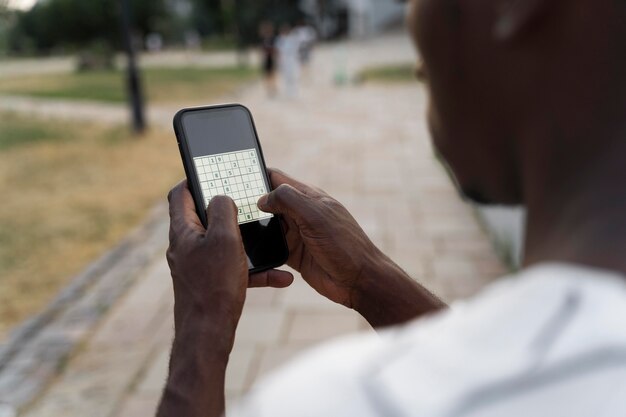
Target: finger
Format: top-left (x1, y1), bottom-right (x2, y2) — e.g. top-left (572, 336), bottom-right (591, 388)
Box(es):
top-left (205, 195), bottom-right (239, 234)
top-left (267, 168), bottom-right (319, 196)
top-left (168, 180), bottom-right (204, 234)
top-left (257, 184), bottom-right (311, 223)
top-left (248, 269), bottom-right (294, 288)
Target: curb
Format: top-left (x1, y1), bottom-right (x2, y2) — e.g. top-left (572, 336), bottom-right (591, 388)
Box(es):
top-left (0, 203), bottom-right (169, 413)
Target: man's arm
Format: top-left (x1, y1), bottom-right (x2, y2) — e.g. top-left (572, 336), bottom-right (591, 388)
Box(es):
top-left (355, 254), bottom-right (446, 328)
top-left (157, 317), bottom-right (232, 417)
top-left (258, 169), bottom-right (446, 329)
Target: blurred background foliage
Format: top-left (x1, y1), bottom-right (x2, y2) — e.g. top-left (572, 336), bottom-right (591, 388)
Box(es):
top-left (1, 0), bottom-right (305, 58)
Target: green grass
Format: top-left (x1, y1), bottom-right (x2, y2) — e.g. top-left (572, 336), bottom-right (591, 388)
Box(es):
top-left (0, 113), bottom-right (74, 150)
top-left (358, 63), bottom-right (417, 84)
top-left (0, 66), bottom-right (258, 104)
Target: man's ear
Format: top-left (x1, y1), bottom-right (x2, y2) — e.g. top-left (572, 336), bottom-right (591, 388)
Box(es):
top-left (493, 0), bottom-right (555, 41)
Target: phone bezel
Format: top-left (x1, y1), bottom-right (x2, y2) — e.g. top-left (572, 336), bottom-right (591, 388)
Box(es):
top-left (173, 103), bottom-right (289, 273)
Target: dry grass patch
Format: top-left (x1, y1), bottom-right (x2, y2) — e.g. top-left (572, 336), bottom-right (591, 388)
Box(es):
top-left (0, 66), bottom-right (257, 105)
top-left (0, 113), bottom-right (184, 338)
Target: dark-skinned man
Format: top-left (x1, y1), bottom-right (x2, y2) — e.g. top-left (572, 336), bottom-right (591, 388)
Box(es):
top-left (157, 0), bottom-right (626, 415)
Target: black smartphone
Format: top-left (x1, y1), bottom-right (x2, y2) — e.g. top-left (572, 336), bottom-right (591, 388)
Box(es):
top-left (173, 104), bottom-right (289, 273)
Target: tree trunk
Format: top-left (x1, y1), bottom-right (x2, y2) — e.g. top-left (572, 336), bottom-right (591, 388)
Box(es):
top-left (208, 0), bottom-right (225, 35)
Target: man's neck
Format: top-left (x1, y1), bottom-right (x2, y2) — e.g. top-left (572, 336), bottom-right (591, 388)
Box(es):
top-left (523, 138), bottom-right (626, 276)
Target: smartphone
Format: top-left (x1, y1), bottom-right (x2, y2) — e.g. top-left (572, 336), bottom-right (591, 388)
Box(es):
top-left (173, 104), bottom-right (289, 273)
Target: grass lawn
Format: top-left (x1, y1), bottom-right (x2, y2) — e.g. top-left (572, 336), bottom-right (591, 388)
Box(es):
top-left (0, 112), bottom-right (184, 338)
top-left (0, 66), bottom-right (258, 104)
top-left (358, 63), bottom-right (418, 84)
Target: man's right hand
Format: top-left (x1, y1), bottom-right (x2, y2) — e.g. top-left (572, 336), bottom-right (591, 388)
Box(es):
top-left (257, 169), bottom-right (385, 309)
top-left (258, 169), bottom-right (446, 328)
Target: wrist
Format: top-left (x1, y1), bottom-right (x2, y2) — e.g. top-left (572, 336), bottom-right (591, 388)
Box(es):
top-left (159, 318), bottom-right (230, 417)
top-left (353, 252), bottom-right (405, 308)
top-left (174, 304), bottom-right (239, 357)
top-left (353, 253), bottom-right (445, 328)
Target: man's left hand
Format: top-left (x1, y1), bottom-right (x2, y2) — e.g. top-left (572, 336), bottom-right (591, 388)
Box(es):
top-left (166, 180), bottom-right (294, 353)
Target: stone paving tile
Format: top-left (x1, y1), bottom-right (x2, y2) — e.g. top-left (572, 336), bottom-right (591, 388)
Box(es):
top-left (272, 278), bottom-right (348, 314)
top-left (285, 311), bottom-right (369, 344)
top-left (225, 346), bottom-right (257, 392)
top-left (22, 349), bottom-right (147, 417)
top-left (244, 288), bottom-right (279, 308)
top-left (234, 307), bottom-right (287, 346)
top-left (114, 393), bottom-right (161, 417)
top-left (136, 348), bottom-right (170, 394)
top-left (14, 34), bottom-right (507, 416)
top-left (19, 258), bottom-right (175, 417)
top-left (90, 260), bottom-right (172, 349)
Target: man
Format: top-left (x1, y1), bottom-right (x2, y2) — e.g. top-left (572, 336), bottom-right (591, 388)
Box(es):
top-left (157, 0), bottom-right (626, 415)
top-left (259, 22), bottom-right (278, 98)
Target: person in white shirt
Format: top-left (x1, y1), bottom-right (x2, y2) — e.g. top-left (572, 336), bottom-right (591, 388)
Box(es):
top-left (293, 20), bottom-right (317, 68)
top-left (275, 24), bottom-right (301, 98)
top-left (156, 0), bottom-right (626, 416)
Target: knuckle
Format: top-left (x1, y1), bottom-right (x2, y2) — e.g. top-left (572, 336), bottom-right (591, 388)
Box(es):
top-left (310, 184), bottom-right (328, 197)
top-left (319, 195), bottom-right (340, 208)
top-left (273, 184), bottom-right (295, 204)
top-left (319, 196), bottom-right (348, 215)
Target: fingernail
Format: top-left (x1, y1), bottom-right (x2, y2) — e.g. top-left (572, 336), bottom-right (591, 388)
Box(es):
top-left (257, 194), bottom-right (268, 210)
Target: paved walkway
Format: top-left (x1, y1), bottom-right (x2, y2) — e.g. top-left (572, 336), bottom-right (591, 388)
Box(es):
top-left (6, 35), bottom-right (506, 416)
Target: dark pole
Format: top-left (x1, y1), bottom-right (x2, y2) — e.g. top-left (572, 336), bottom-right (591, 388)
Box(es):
top-left (121, 0), bottom-right (146, 134)
top-left (233, 0), bottom-right (247, 67)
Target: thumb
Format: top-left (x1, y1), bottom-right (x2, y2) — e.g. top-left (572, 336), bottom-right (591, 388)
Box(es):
top-left (257, 184), bottom-right (309, 223)
top-left (206, 195), bottom-right (239, 235)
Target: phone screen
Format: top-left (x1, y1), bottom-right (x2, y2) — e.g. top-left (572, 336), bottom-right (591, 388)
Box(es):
top-left (176, 105), bottom-right (288, 272)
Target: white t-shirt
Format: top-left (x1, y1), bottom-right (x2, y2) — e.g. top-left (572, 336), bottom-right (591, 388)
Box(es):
top-left (276, 33), bottom-right (301, 73)
top-left (230, 264), bottom-right (626, 416)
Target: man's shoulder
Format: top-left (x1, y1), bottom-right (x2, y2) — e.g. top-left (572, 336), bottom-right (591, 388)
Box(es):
top-left (360, 263), bottom-right (626, 415)
top-left (231, 264), bottom-right (626, 417)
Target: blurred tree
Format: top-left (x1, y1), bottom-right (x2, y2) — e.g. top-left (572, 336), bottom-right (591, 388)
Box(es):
top-left (121, 0), bottom-right (146, 134)
top-left (190, 0), bottom-right (228, 37)
top-left (8, 0), bottom-right (167, 55)
top-left (236, 0), bottom-right (302, 45)
top-left (6, 0), bottom-right (307, 56)
top-left (0, 0), bottom-right (10, 54)
top-left (0, 0), bottom-right (8, 17)
top-left (190, 0), bottom-right (302, 45)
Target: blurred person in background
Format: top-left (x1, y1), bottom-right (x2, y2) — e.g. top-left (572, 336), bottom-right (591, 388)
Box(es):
top-left (276, 23), bottom-right (301, 98)
top-left (157, 0), bottom-right (626, 416)
top-left (146, 33), bottom-right (163, 53)
top-left (293, 19), bottom-right (317, 79)
top-left (259, 22), bottom-right (278, 98)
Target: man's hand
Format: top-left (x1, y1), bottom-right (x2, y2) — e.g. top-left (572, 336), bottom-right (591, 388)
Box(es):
top-left (259, 169), bottom-right (445, 328)
top-left (157, 181), bottom-right (293, 417)
top-left (167, 180), bottom-right (294, 345)
top-left (257, 170), bottom-right (383, 308)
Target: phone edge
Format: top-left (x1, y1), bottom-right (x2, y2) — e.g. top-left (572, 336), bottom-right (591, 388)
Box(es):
top-left (173, 107), bottom-right (210, 228)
